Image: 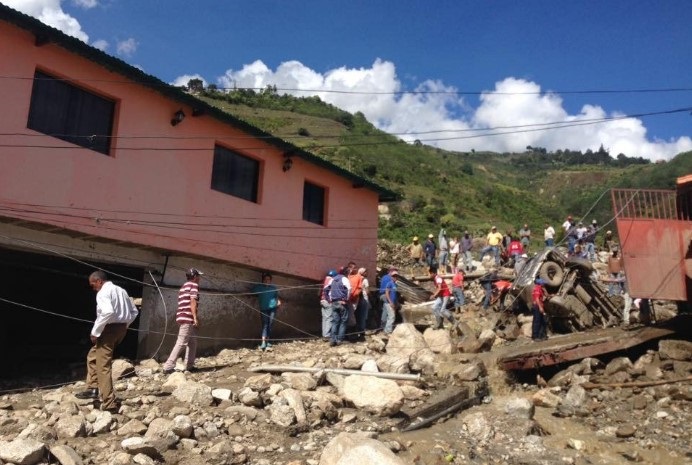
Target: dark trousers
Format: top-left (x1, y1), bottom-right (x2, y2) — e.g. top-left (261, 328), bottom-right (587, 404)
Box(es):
top-left (86, 323), bottom-right (127, 410)
top-left (531, 305), bottom-right (547, 340)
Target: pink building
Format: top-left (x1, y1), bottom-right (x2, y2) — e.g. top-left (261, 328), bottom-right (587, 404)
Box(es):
top-left (0, 4), bottom-right (394, 372)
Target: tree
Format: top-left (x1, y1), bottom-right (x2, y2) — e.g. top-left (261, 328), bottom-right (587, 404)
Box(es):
top-left (187, 78), bottom-right (204, 93)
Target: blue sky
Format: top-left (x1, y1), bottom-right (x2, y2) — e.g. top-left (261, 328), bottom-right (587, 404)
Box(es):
top-left (5, 0), bottom-right (692, 160)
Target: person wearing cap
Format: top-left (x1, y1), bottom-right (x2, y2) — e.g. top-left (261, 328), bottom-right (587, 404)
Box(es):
top-left (408, 236), bottom-right (424, 268)
top-left (576, 221), bottom-right (588, 241)
top-left (381, 269), bottom-right (399, 334)
top-left (480, 226), bottom-right (503, 267)
top-left (252, 272), bottom-right (282, 350)
top-left (357, 268), bottom-right (371, 335)
top-left (319, 270), bottom-right (337, 339)
top-left (531, 278), bottom-right (548, 340)
top-left (602, 230), bottom-right (616, 253)
top-left (162, 268), bottom-right (203, 374)
top-left (565, 219), bottom-right (578, 255)
top-left (562, 215), bottom-right (573, 233)
top-left (75, 270), bottom-right (139, 411)
top-left (424, 234), bottom-right (436, 268)
top-left (449, 235), bottom-right (460, 273)
top-left (328, 266), bottom-right (352, 346)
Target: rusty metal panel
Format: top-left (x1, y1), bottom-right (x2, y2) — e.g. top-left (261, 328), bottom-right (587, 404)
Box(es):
top-left (611, 188), bottom-right (692, 301)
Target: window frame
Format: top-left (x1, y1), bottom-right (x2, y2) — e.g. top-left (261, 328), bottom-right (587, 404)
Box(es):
top-left (26, 69), bottom-right (116, 155)
top-left (303, 180), bottom-right (326, 226)
top-left (210, 145), bottom-right (261, 203)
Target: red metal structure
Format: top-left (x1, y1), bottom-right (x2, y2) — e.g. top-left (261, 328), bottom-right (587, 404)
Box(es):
top-left (611, 175), bottom-right (692, 308)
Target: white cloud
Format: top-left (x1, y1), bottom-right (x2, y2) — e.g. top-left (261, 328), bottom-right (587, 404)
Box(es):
top-left (212, 60), bottom-right (692, 161)
top-left (171, 74), bottom-right (207, 88)
top-left (116, 37), bottom-right (137, 57)
top-left (72, 0), bottom-right (98, 8)
top-left (3, 0), bottom-right (89, 42)
top-left (92, 38), bottom-right (108, 51)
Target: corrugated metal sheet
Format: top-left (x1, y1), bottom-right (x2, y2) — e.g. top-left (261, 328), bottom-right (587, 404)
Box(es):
top-left (612, 188), bottom-right (692, 300)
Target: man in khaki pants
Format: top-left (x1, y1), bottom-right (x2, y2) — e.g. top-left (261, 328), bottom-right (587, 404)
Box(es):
top-left (75, 271), bottom-right (138, 412)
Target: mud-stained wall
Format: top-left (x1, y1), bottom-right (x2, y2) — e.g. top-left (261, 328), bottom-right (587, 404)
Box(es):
top-left (137, 258), bottom-right (322, 360)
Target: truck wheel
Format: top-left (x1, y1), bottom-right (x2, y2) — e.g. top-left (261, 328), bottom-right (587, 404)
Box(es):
top-left (539, 261), bottom-right (564, 288)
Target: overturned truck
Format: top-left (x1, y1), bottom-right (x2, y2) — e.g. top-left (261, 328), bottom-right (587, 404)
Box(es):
top-left (511, 248), bottom-right (621, 333)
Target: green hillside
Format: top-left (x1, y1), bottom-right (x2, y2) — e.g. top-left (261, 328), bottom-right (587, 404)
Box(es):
top-left (195, 86), bottom-right (692, 243)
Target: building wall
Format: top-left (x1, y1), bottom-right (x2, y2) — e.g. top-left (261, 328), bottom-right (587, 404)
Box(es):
top-left (0, 20), bottom-right (379, 282)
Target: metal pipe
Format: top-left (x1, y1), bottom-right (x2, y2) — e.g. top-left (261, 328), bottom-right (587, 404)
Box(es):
top-left (248, 365), bottom-right (421, 381)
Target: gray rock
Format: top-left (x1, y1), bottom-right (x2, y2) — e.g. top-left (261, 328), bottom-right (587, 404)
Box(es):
top-left (243, 373), bottom-right (273, 391)
top-left (563, 385), bottom-right (587, 410)
top-left (505, 397), bottom-right (535, 419)
top-left (172, 415), bottom-right (194, 438)
top-left (477, 329), bottom-right (497, 351)
top-left (49, 444), bottom-right (83, 465)
top-left (462, 411), bottom-right (495, 443)
top-left (604, 357), bottom-right (633, 376)
top-left (112, 359), bottom-right (135, 380)
top-left (223, 405), bottom-right (260, 421)
top-left (448, 360), bottom-right (487, 381)
top-left (342, 375), bottom-right (404, 416)
top-left (211, 388), bottom-right (233, 402)
top-left (532, 389), bottom-right (562, 408)
top-left (659, 339), bottom-right (692, 361)
top-left (280, 388), bottom-right (307, 425)
top-left (0, 439), bottom-right (46, 465)
top-left (172, 381), bottom-right (214, 406)
top-left (361, 359), bottom-right (380, 373)
top-left (375, 354), bottom-right (411, 374)
top-left (615, 424), bottom-right (636, 438)
top-left (91, 410), bottom-right (114, 435)
top-left (343, 354), bottom-right (368, 369)
top-left (120, 437), bottom-right (159, 457)
top-left (117, 419), bottom-right (148, 436)
top-left (237, 387), bottom-right (263, 407)
top-left (267, 399), bottom-right (296, 427)
top-left (281, 372), bottom-right (317, 391)
top-left (55, 415), bottom-right (86, 439)
top-left (319, 432), bottom-right (406, 465)
top-left (423, 328), bottom-right (456, 354)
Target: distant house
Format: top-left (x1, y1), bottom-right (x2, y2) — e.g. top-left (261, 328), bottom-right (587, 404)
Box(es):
top-left (0, 4), bottom-right (395, 370)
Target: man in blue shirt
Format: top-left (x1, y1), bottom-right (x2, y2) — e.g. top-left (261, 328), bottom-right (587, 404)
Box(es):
top-left (381, 270), bottom-right (399, 334)
top-left (252, 273), bottom-right (281, 350)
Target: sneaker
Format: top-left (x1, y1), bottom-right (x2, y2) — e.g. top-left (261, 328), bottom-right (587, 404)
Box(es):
top-left (259, 342), bottom-right (267, 350)
top-left (162, 368), bottom-right (175, 375)
top-left (329, 341), bottom-right (336, 347)
top-left (185, 366), bottom-right (199, 373)
top-left (75, 388), bottom-right (99, 400)
top-left (265, 342), bottom-right (272, 348)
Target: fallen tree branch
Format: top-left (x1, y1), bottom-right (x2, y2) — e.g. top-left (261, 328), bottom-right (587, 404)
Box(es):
top-left (248, 365), bottom-right (421, 381)
top-left (581, 375), bottom-right (692, 390)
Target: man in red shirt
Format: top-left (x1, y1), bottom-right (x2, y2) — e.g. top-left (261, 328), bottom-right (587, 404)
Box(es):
top-left (163, 268), bottom-right (202, 374)
top-left (531, 278), bottom-right (548, 340)
top-left (429, 265), bottom-right (457, 330)
top-left (451, 268), bottom-right (465, 312)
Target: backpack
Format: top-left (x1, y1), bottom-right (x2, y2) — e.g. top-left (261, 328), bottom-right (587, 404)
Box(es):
top-left (328, 275), bottom-right (349, 302)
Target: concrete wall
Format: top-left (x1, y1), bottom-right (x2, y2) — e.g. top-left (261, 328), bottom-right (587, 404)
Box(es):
top-left (0, 19), bottom-right (379, 281)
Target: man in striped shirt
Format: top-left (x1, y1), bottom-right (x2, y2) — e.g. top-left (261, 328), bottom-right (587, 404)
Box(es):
top-left (163, 268), bottom-right (202, 374)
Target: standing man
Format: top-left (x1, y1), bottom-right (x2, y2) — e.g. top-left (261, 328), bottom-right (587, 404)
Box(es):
top-left (584, 220), bottom-right (598, 261)
top-left (480, 226), bottom-right (504, 267)
top-left (319, 269), bottom-right (337, 339)
top-left (607, 249), bottom-right (623, 296)
top-left (424, 234), bottom-right (437, 268)
top-left (429, 265), bottom-right (457, 330)
top-left (461, 231), bottom-right (474, 272)
top-left (544, 223), bottom-right (555, 247)
top-left (519, 224), bottom-right (531, 253)
top-left (252, 272), bottom-right (281, 350)
top-left (438, 229), bottom-right (449, 273)
top-left (76, 271), bottom-right (138, 412)
top-left (381, 270), bottom-right (399, 334)
top-left (451, 268), bottom-right (465, 312)
top-left (328, 266), bottom-right (352, 347)
top-left (163, 268), bottom-right (202, 373)
top-left (407, 236), bottom-right (424, 268)
top-left (531, 278), bottom-right (548, 341)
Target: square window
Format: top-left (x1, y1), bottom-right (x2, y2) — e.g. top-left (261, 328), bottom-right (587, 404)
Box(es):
top-left (211, 145), bottom-right (260, 202)
top-left (303, 181), bottom-right (325, 225)
top-left (27, 70), bottom-right (115, 155)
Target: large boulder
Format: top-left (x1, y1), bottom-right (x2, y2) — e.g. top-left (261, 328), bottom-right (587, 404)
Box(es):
top-left (342, 375), bottom-right (404, 416)
top-left (659, 339), bottom-right (692, 361)
top-left (0, 439), bottom-right (46, 465)
top-left (319, 432), bottom-right (406, 465)
top-left (172, 381), bottom-right (214, 406)
top-left (423, 328), bottom-right (456, 354)
top-left (386, 323), bottom-right (436, 372)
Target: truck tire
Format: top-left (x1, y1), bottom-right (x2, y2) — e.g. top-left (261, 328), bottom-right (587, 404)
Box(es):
top-left (539, 261), bottom-right (564, 288)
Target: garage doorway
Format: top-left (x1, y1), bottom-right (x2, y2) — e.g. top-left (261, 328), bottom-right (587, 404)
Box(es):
top-left (0, 246), bottom-right (143, 389)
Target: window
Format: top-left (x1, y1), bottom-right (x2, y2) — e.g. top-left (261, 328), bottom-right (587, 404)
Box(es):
top-left (303, 181), bottom-right (325, 225)
top-left (211, 145), bottom-right (260, 202)
top-left (27, 70), bottom-right (115, 155)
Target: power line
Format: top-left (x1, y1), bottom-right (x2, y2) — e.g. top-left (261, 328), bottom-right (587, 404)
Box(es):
top-left (3, 74), bottom-right (692, 96)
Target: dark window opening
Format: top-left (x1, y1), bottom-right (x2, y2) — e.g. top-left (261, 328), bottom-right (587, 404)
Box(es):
top-left (211, 145), bottom-right (260, 202)
top-left (27, 70), bottom-right (115, 155)
top-left (303, 181), bottom-right (325, 225)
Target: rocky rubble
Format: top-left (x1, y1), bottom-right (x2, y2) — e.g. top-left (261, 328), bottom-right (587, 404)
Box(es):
top-left (0, 323), bottom-right (689, 465)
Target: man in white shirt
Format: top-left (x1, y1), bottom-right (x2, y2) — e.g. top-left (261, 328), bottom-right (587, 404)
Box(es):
top-left (544, 223), bottom-right (556, 247)
top-left (75, 270), bottom-right (139, 412)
